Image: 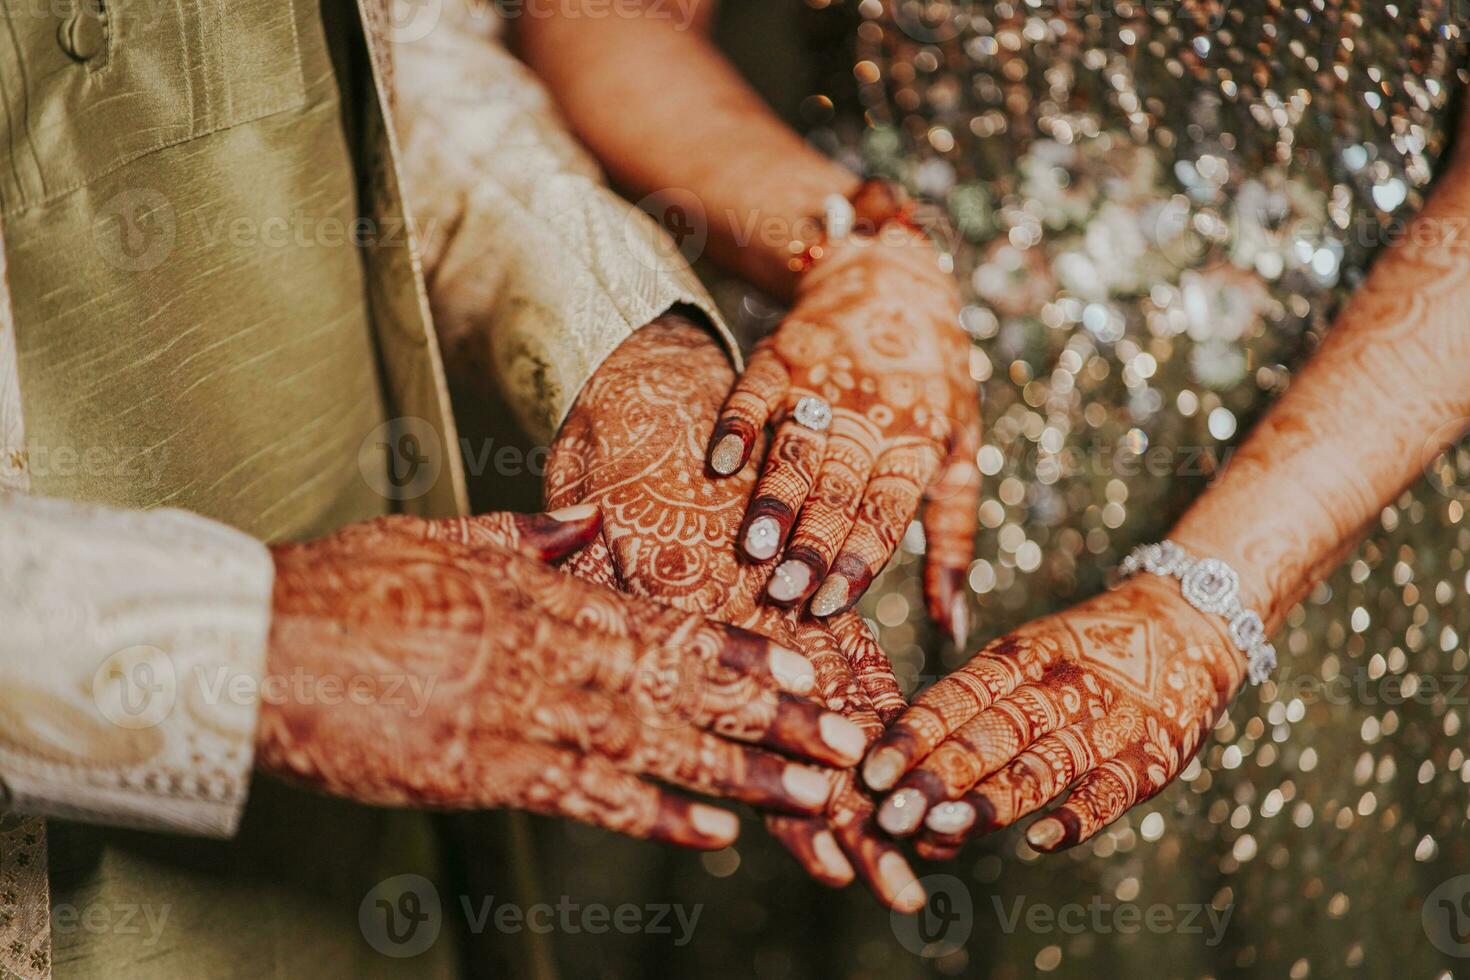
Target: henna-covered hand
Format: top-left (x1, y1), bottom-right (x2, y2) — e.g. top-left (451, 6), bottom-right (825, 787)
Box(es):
top-left (860, 574), bottom-right (1245, 858)
top-left (548, 315), bottom-right (924, 912)
top-left (707, 233), bottom-right (981, 643)
top-left (256, 507), bottom-right (869, 849)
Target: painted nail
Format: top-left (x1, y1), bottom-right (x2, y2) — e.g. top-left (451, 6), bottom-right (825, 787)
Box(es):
top-left (862, 746), bottom-right (906, 791)
top-left (743, 515), bottom-right (782, 560)
top-left (879, 852), bottom-right (925, 914)
top-left (949, 594), bottom-right (970, 649)
top-left (546, 503), bottom-right (598, 522)
top-left (689, 804), bottom-right (740, 843)
top-left (1026, 817), bottom-right (1066, 851)
top-left (781, 765), bottom-right (832, 809)
top-left (809, 575), bottom-right (850, 617)
top-left (769, 647), bottom-right (816, 695)
top-left (819, 713), bottom-right (867, 765)
top-left (767, 560), bottom-right (813, 603)
top-left (811, 830), bottom-right (855, 882)
top-left (925, 800), bottom-right (977, 835)
top-left (877, 788), bottom-right (928, 836)
top-left (710, 434), bottom-right (745, 475)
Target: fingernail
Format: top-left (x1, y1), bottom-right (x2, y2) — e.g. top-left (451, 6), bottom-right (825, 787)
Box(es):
top-left (809, 575), bottom-right (850, 617)
top-left (710, 434), bottom-right (744, 475)
top-left (769, 647), bottom-right (816, 695)
top-left (879, 852), bottom-right (924, 913)
top-left (862, 746), bottom-right (906, 791)
top-left (1026, 817), bottom-right (1066, 851)
top-left (546, 503), bottom-right (597, 523)
top-left (949, 594), bottom-right (969, 648)
top-left (781, 765), bottom-right (832, 809)
top-left (819, 713), bottom-right (867, 764)
top-left (811, 830), bottom-right (855, 882)
top-left (743, 516), bottom-right (782, 560)
top-left (767, 560), bottom-right (813, 603)
top-left (877, 788), bottom-right (928, 836)
top-left (690, 804), bottom-right (740, 843)
top-left (925, 800), bottom-right (976, 835)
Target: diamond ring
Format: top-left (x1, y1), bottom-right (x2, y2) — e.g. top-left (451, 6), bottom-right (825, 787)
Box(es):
top-left (792, 396), bottom-right (833, 433)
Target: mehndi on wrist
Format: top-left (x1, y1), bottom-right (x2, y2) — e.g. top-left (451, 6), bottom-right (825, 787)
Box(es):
top-left (1115, 541), bottom-right (1278, 685)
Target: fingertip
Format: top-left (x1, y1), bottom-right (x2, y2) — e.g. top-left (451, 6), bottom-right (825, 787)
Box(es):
top-left (862, 745), bottom-right (907, 792)
top-left (876, 787), bottom-right (928, 836)
top-left (689, 804), bottom-right (741, 847)
top-left (819, 713), bottom-right (868, 766)
top-left (812, 830), bottom-right (856, 885)
top-left (879, 852), bottom-right (926, 914)
top-left (768, 646), bottom-right (816, 695)
top-left (767, 558), bottom-right (818, 606)
top-left (710, 431), bottom-right (747, 476)
top-left (522, 506), bottom-right (602, 560)
top-left (1025, 816), bottom-right (1066, 852)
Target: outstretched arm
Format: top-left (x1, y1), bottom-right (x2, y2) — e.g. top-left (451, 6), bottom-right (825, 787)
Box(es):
top-left (516, 0), bottom-right (853, 298)
top-left (860, 107), bottom-right (1470, 855)
top-left (517, 3), bottom-right (981, 641)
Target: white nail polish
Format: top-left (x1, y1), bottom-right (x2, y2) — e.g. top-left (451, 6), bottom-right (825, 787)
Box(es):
top-left (744, 516), bottom-right (782, 560)
top-left (1026, 817), bottom-right (1066, 850)
top-left (877, 788), bottom-right (928, 836)
top-left (781, 766), bottom-right (832, 809)
top-left (767, 560), bottom-right (813, 602)
top-left (546, 503), bottom-right (597, 522)
top-left (689, 805), bottom-right (739, 843)
top-left (879, 852), bottom-right (925, 913)
top-left (819, 713), bottom-right (867, 764)
top-left (711, 434), bottom-right (744, 475)
top-left (925, 800), bottom-right (977, 835)
top-left (809, 575), bottom-right (849, 617)
top-left (863, 746), bottom-right (906, 791)
top-left (949, 594), bottom-right (970, 648)
top-left (811, 830), bottom-right (854, 881)
top-left (769, 647), bottom-right (816, 695)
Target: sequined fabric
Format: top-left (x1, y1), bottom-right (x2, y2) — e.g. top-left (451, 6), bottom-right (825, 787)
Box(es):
top-left (725, 1), bottom-right (1470, 975)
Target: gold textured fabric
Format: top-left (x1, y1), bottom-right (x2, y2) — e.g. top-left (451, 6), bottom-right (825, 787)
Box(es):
top-left (0, 0), bottom-right (462, 976)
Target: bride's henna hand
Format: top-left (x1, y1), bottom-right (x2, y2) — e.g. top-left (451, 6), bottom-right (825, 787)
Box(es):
top-left (548, 316), bottom-right (924, 912)
top-left (707, 233), bottom-right (981, 643)
top-left (861, 575), bottom-right (1244, 855)
top-left (256, 507), bottom-right (870, 848)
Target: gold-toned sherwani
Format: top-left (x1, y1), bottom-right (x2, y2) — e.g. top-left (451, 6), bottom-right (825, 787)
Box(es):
top-left (0, 1), bottom-right (734, 976)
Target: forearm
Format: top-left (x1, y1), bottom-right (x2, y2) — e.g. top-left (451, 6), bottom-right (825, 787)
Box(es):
top-left (1169, 170), bottom-right (1470, 632)
top-left (516, 1), bottom-right (858, 299)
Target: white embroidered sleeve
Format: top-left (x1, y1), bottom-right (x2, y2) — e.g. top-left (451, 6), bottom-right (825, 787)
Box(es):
top-left (389, 0), bottom-right (741, 443)
top-left (0, 494), bottom-right (274, 837)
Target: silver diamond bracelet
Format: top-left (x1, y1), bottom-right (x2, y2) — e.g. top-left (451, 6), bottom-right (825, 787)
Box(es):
top-left (1116, 541), bottom-right (1277, 685)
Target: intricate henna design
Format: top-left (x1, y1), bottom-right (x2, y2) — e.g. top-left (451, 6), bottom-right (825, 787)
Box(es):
top-left (256, 506), bottom-right (870, 849)
top-left (707, 233), bottom-right (982, 643)
top-left (548, 316), bottom-right (924, 912)
top-left (861, 574), bottom-right (1244, 853)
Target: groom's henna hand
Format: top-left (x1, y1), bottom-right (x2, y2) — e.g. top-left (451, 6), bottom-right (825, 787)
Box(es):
top-left (548, 316), bottom-right (925, 912)
top-left (256, 507), bottom-right (869, 845)
top-left (860, 575), bottom-right (1243, 853)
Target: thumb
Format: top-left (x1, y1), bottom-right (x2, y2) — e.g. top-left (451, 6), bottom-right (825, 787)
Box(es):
top-left (453, 505), bottom-right (602, 562)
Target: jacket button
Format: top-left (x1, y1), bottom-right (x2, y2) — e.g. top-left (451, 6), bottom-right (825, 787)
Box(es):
top-left (58, 10), bottom-right (107, 62)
